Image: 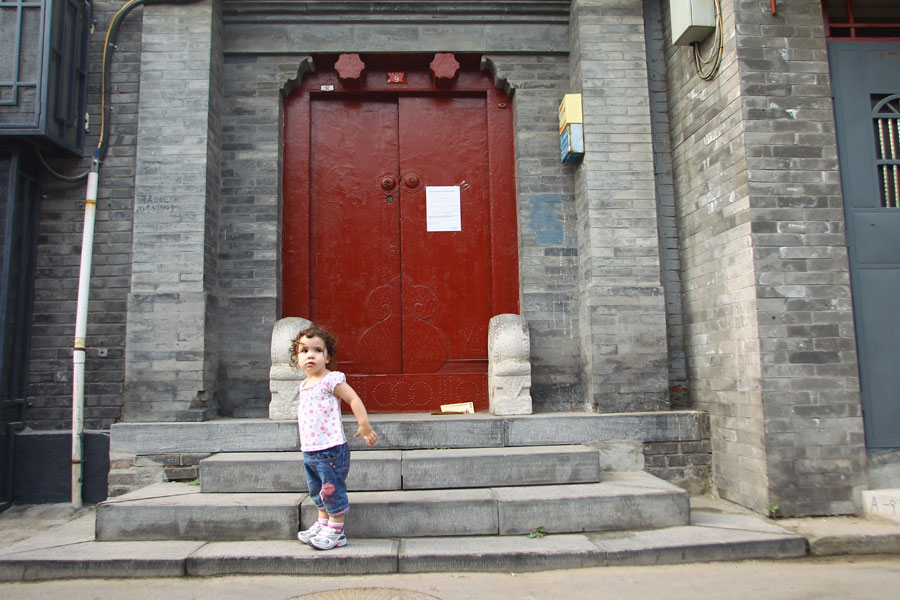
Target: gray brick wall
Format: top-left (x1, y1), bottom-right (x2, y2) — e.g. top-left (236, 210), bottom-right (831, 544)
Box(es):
top-left (215, 7), bottom-right (579, 415)
top-left (663, 0), bottom-right (866, 516)
top-left (644, 439), bottom-right (711, 495)
top-left (737, 0), bottom-right (866, 516)
top-left (664, 0), bottom-right (767, 512)
top-left (569, 0), bottom-right (671, 413)
top-left (482, 55), bottom-right (583, 411)
top-left (644, 0), bottom-right (688, 400)
top-left (217, 55), bottom-right (309, 416)
top-left (26, 1), bottom-right (142, 430)
top-left (123, 0), bottom-right (222, 422)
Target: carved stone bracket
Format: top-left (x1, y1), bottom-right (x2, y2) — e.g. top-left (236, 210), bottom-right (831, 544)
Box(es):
top-left (488, 314), bottom-right (532, 416)
top-left (269, 316), bottom-right (312, 420)
top-left (335, 53), bottom-right (366, 84)
top-left (430, 52), bottom-right (460, 86)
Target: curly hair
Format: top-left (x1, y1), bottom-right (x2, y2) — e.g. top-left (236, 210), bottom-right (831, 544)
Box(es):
top-left (290, 325), bottom-right (338, 368)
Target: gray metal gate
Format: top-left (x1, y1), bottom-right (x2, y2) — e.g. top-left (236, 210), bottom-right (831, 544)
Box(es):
top-left (1, 148), bottom-right (39, 510)
top-left (829, 41), bottom-right (900, 448)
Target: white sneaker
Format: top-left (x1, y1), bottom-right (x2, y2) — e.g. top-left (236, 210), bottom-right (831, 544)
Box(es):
top-left (297, 521), bottom-right (325, 545)
top-left (310, 526), bottom-right (347, 550)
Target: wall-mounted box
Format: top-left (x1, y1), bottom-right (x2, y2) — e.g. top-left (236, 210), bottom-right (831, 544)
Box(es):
top-left (670, 0), bottom-right (716, 46)
top-left (558, 94), bottom-right (582, 134)
top-left (0, 0), bottom-right (92, 156)
top-left (560, 123), bottom-right (584, 165)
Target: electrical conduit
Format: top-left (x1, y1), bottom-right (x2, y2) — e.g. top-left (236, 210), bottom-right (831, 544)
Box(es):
top-left (71, 0), bottom-right (203, 508)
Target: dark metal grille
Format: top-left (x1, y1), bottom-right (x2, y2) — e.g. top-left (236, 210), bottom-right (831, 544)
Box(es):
top-left (0, 0), bottom-right (91, 156)
top-left (823, 0), bottom-right (900, 40)
top-left (873, 94), bottom-right (900, 208)
top-left (0, 1), bottom-right (44, 119)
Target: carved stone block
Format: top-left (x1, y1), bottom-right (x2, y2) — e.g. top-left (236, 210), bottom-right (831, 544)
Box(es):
top-left (488, 314), bottom-right (532, 415)
top-left (268, 317), bottom-right (312, 420)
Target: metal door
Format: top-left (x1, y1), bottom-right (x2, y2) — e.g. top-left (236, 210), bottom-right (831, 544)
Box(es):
top-left (283, 57), bottom-right (518, 412)
top-left (829, 42), bottom-right (900, 447)
top-left (0, 148), bottom-right (38, 510)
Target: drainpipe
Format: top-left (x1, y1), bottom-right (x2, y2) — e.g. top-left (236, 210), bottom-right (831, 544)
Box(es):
top-left (67, 0), bottom-right (205, 509)
top-left (72, 156), bottom-right (99, 509)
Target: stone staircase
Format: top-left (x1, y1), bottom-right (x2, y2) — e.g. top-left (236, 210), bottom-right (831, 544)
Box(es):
top-left (0, 413), bottom-right (807, 579)
top-left (96, 437), bottom-right (690, 541)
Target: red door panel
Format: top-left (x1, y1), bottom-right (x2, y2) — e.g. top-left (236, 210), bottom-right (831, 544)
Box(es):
top-left (398, 96), bottom-right (492, 372)
top-left (309, 97), bottom-right (402, 375)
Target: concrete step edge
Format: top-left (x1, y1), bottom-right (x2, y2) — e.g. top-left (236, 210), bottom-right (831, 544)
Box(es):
top-left (96, 480), bottom-right (690, 540)
top-left (199, 445), bottom-right (608, 493)
top-left (0, 527), bottom-right (808, 581)
top-left (201, 444), bottom-right (598, 463)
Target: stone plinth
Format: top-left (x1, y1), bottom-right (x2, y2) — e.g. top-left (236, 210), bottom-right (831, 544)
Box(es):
top-left (488, 314), bottom-right (532, 415)
top-left (268, 317), bottom-right (312, 420)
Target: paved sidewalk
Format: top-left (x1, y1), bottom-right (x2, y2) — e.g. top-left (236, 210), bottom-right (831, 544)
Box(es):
top-left (3, 556), bottom-right (900, 600)
top-left (0, 495), bottom-right (899, 581)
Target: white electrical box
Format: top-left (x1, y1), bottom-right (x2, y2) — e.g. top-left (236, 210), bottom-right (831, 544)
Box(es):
top-left (670, 0), bottom-right (716, 46)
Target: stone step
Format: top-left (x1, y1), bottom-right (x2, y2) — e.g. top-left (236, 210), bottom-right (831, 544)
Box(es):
top-left (0, 506), bottom-right (809, 580)
top-left (95, 483), bottom-right (302, 542)
top-left (200, 451), bottom-right (402, 493)
top-left (110, 411), bottom-right (706, 453)
top-left (402, 445), bottom-right (601, 489)
top-left (199, 445), bottom-right (601, 493)
top-left (312, 472), bottom-right (690, 538)
top-left (95, 472), bottom-right (689, 541)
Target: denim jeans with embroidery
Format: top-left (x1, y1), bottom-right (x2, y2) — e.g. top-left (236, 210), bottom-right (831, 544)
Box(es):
top-left (303, 442), bottom-right (351, 516)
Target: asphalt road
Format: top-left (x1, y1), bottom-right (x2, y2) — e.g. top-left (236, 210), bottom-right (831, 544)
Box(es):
top-left (1, 555), bottom-right (899, 600)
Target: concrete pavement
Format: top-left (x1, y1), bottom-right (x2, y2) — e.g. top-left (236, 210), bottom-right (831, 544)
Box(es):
top-left (0, 556), bottom-right (899, 599)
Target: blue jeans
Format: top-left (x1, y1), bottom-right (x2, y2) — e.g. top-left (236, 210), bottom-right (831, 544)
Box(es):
top-left (303, 443), bottom-right (351, 517)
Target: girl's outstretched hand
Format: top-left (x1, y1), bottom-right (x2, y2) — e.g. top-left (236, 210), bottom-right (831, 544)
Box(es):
top-left (354, 423), bottom-right (378, 446)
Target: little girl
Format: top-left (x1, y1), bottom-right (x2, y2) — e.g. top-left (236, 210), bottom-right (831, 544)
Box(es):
top-left (292, 325), bottom-right (377, 550)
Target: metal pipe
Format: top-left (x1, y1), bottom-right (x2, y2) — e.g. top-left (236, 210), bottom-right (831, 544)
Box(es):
top-left (67, 0), bottom-right (205, 509)
top-left (72, 158), bottom-right (99, 508)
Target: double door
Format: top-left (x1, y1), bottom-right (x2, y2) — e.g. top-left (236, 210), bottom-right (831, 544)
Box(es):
top-left (312, 94), bottom-right (491, 377)
top-left (283, 65), bottom-right (518, 411)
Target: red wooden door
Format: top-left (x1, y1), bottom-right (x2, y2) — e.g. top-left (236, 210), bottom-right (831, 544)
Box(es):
top-left (396, 96), bottom-right (492, 374)
top-left (284, 57), bottom-right (518, 412)
top-left (309, 97), bottom-right (403, 375)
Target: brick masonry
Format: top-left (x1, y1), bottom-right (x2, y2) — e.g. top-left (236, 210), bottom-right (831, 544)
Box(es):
top-left (15, 0), bottom-right (877, 516)
top-left (25, 2), bottom-right (678, 428)
top-left (26, 1), bottom-right (143, 430)
top-left (662, 0), bottom-right (867, 516)
top-left (124, 0), bottom-right (223, 422)
top-left (569, 0), bottom-right (671, 413)
top-left (213, 3), bottom-right (587, 415)
top-left (644, 0), bottom-right (689, 401)
top-left (108, 441), bottom-right (710, 498)
top-left (481, 54), bottom-right (584, 411)
top-left (643, 439), bottom-right (712, 495)
top-left (739, 0), bottom-right (866, 517)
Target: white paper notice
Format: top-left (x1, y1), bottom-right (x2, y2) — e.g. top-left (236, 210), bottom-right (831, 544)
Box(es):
top-left (426, 186), bottom-right (461, 232)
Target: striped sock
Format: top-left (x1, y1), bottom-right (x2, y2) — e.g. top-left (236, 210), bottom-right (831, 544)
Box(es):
top-left (328, 521), bottom-right (344, 533)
